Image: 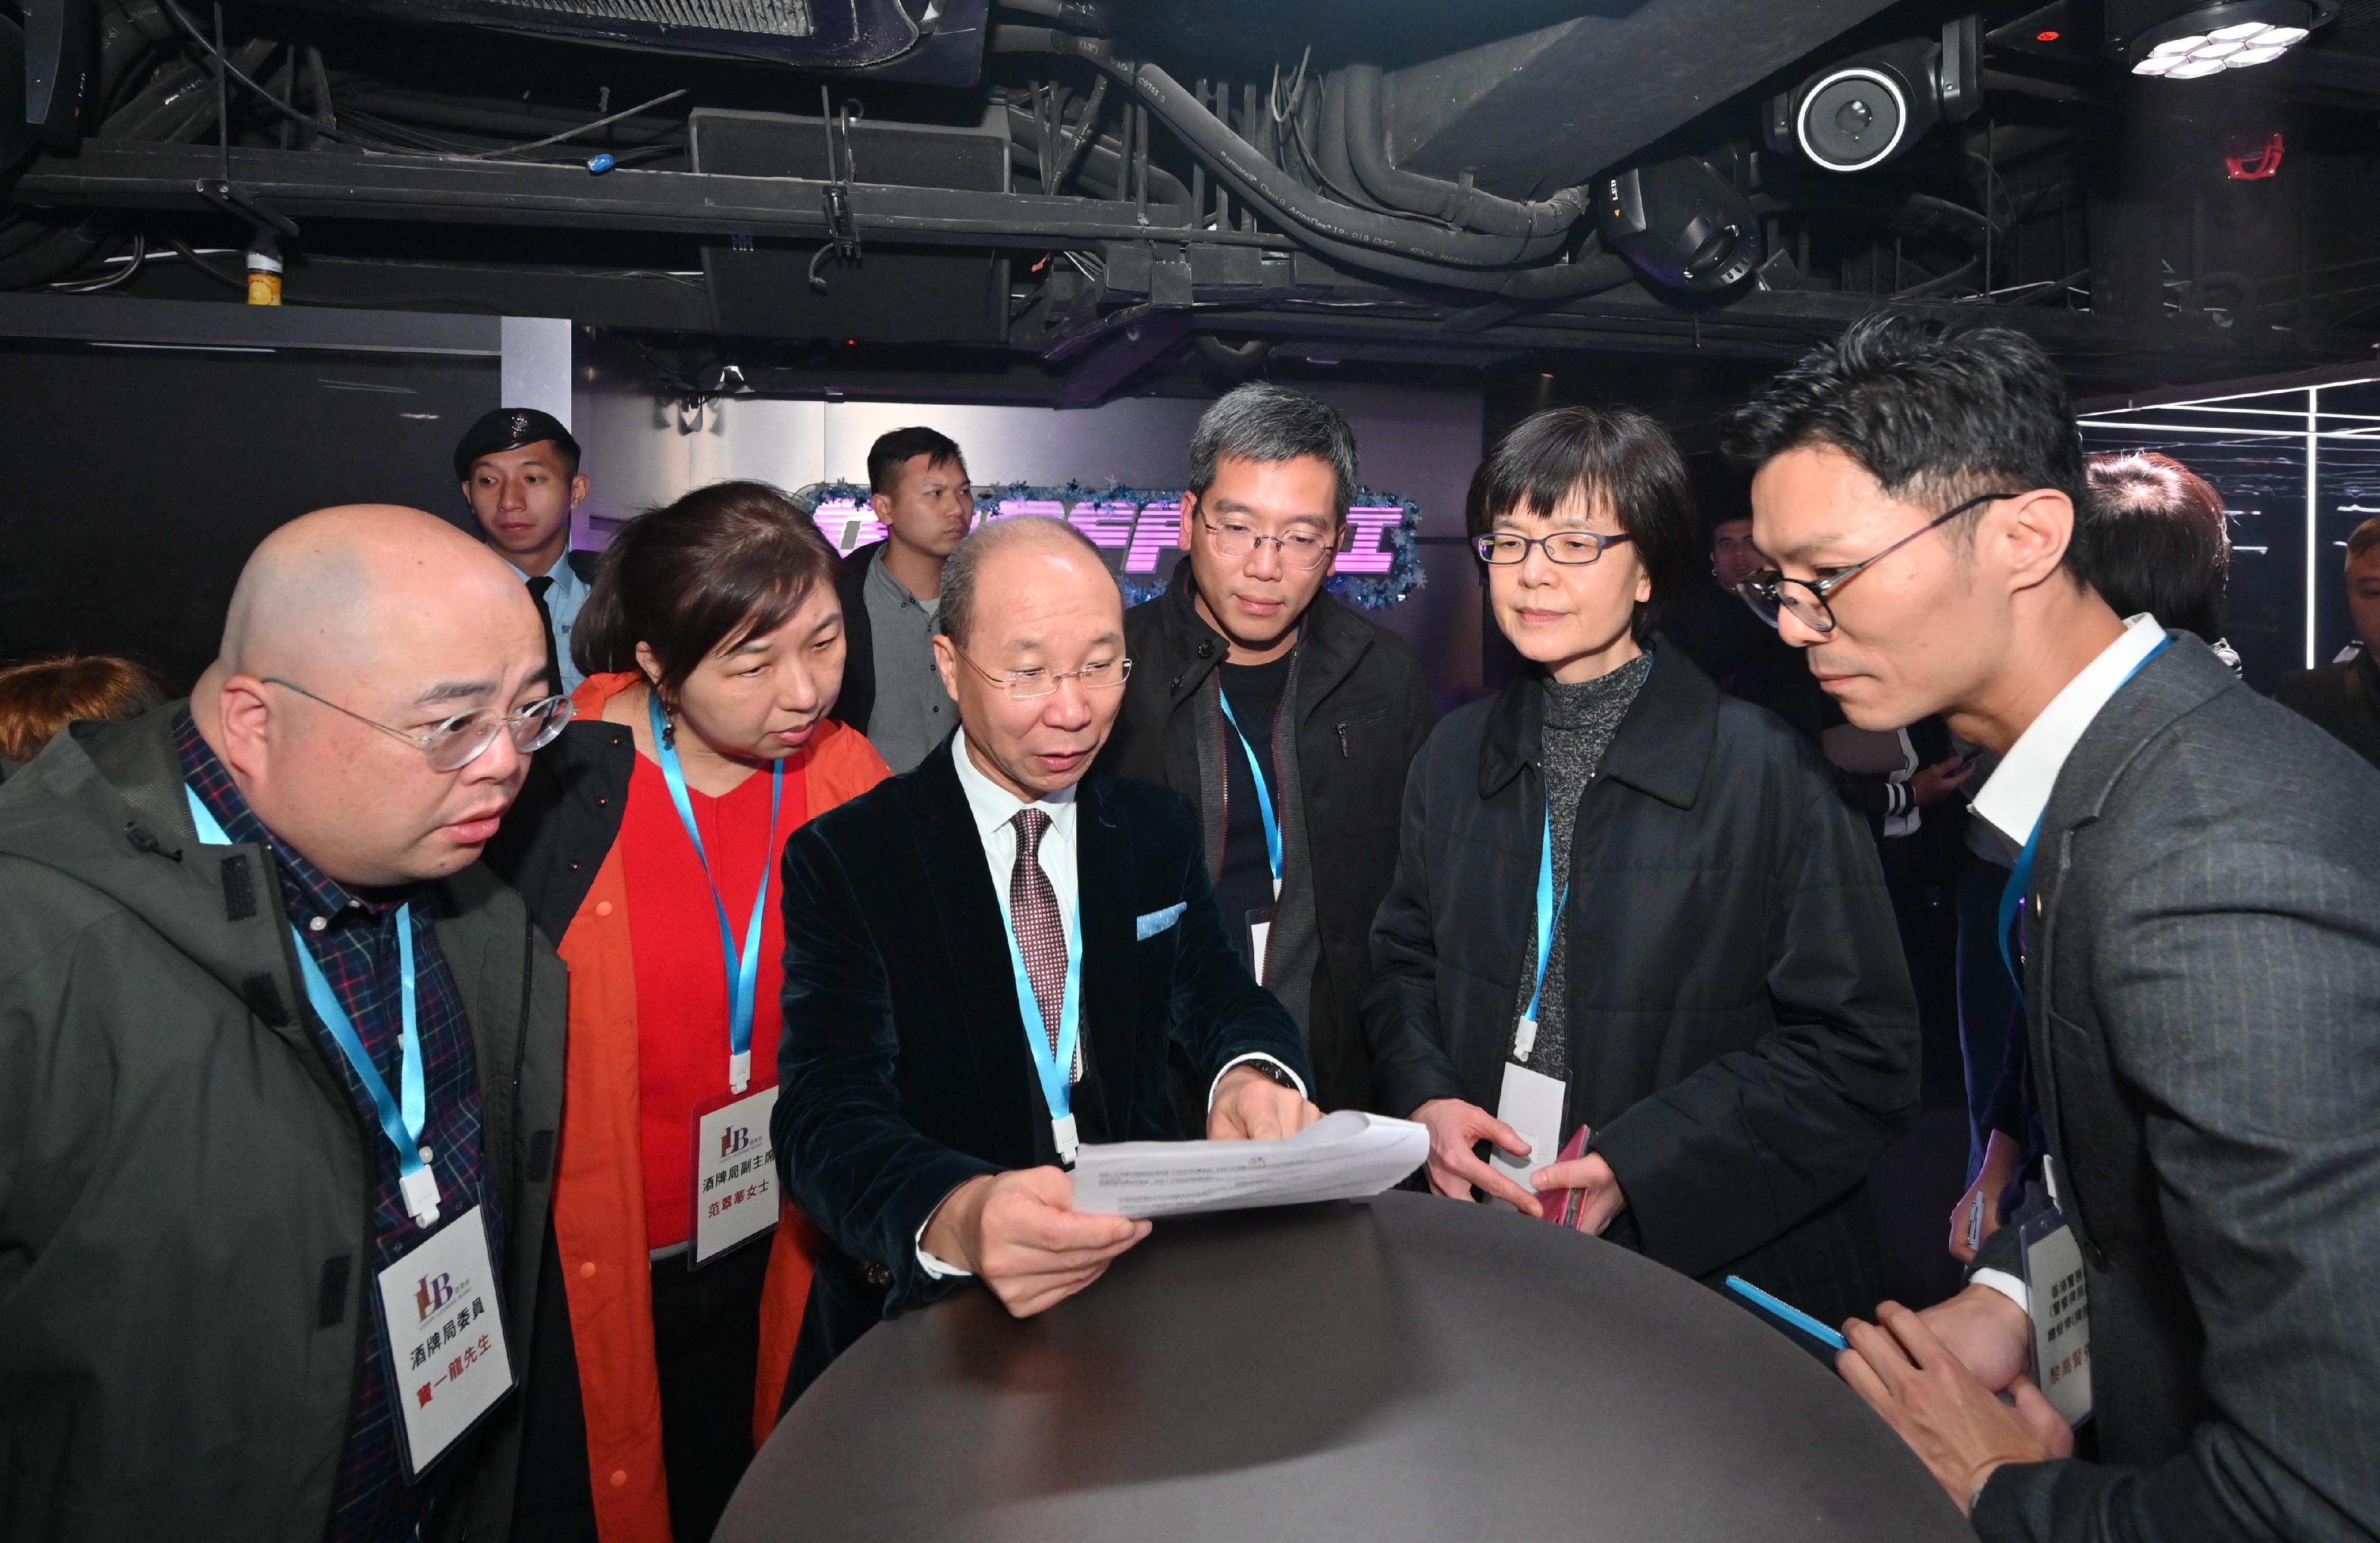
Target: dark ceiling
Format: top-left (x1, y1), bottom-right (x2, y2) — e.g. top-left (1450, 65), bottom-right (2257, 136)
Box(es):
top-left (4, 0), bottom-right (2377, 411)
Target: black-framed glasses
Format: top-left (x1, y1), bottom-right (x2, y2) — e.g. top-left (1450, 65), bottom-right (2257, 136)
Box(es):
top-left (265, 678), bottom-right (575, 772)
top-left (1737, 491), bottom-right (2015, 636)
top-left (950, 647), bottom-right (1132, 701)
top-left (1195, 506), bottom-right (1349, 572)
top-left (1473, 530), bottom-right (1634, 567)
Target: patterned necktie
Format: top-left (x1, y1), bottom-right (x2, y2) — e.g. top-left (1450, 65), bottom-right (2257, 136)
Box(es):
top-left (525, 574), bottom-right (562, 694)
top-left (1009, 809), bottom-right (1067, 1056)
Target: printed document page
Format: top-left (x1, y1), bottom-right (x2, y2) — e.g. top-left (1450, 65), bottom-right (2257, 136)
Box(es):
top-left (1069, 1110), bottom-right (1429, 1220)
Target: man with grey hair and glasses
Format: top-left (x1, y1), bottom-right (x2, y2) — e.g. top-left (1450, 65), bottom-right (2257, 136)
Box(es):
top-left (0, 505), bottom-right (573, 1542)
top-left (1098, 382), bottom-right (1435, 1115)
top-left (772, 514), bottom-right (1320, 1405)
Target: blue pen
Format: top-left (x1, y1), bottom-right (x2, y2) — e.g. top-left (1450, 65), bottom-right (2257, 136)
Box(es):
top-left (1724, 1275), bottom-right (1850, 1352)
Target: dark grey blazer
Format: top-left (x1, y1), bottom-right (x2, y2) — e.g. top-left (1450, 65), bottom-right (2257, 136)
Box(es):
top-left (1972, 636), bottom-right (2380, 1542)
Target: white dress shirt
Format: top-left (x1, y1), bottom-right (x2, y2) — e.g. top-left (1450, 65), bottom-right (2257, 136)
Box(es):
top-left (1965, 611), bottom-right (2165, 1317)
top-left (917, 729), bottom-right (1303, 1278)
top-left (951, 725), bottom-right (1081, 954)
top-left (1970, 612), bottom-right (2167, 851)
top-left (502, 551), bottom-right (591, 696)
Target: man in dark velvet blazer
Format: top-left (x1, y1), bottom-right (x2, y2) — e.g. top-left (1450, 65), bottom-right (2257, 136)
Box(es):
top-left (773, 516), bottom-right (1319, 1402)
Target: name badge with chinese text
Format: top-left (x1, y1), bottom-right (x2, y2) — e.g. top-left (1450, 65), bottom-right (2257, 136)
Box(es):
top-left (374, 1204), bottom-right (515, 1476)
top-left (692, 1085), bottom-right (781, 1266)
top-left (2019, 1203), bottom-right (2093, 1426)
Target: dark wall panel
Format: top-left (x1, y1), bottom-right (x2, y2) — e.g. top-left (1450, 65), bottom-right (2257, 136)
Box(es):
top-left (0, 346), bottom-right (497, 690)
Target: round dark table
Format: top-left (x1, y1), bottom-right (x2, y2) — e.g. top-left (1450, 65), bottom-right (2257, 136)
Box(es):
top-left (718, 1191), bottom-right (1973, 1541)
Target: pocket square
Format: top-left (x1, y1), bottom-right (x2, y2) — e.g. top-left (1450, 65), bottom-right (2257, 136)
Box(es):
top-left (1135, 903), bottom-right (1186, 940)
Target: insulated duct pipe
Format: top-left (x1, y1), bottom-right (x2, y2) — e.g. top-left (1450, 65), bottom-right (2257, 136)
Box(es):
top-left (1003, 101), bottom-right (1191, 206)
top-left (993, 27), bottom-right (1584, 275)
top-left (1339, 65), bottom-right (1579, 239)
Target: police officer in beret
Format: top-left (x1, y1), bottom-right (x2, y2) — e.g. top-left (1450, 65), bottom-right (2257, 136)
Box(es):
top-left (456, 408), bottom-right (596, 696)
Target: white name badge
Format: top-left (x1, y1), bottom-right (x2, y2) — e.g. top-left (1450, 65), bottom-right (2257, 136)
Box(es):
top-left (375, 1204), bottom-right (515, 1476)
top-left (2022, 1214), bottom-right (2094, 1426)
top-left (1492, 1061), bottom-right (1567, 1210)
top-left (693, 1085), bottom-right (782, 1267)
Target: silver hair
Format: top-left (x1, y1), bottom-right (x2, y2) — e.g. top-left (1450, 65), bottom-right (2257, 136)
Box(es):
top-left (937, 515), bottom-right (1114, 647)
top-left (1186, 382), bottom-right (1358, 523)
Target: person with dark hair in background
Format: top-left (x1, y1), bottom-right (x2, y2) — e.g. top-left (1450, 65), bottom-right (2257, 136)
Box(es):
top-left (2275, 515), bottom-right (2380, 771)
top-left (1364, 405), bottom-right (1918, 1330)
top-left (828, 427), bottom-right (972, 771)
top-left (483, 481), bottom-right (888, 1543)
top-left (1947, 446), bottom-right (2246, 1263)
top-left (456, 408), bottom-right (596, 697)
top-left (0, 653), bottom-right (166, 780)
top-left (774, 515), bottom-right (1319, 1403)
top-left (1, 506), bottom-right (571, 1543)
top-left (1097, 383), bottom-right (1433, 1115)
top-left (1732, 315), bottom-right (2380, 1538)
top-left (2078, 450), bottom-right (2237, 663)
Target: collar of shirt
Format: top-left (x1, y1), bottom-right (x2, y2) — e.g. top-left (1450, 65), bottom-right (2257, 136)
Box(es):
top-left (1970, 612), bottom-right (2166, 849)
top-left (866, 544), bottom-right (937, 613)
top-left (502, 550), bottom-right (583, 600)
top-left (951, 725), bottom-right (1079, 946)
top-left (174, 708), bottom-right (406, 932)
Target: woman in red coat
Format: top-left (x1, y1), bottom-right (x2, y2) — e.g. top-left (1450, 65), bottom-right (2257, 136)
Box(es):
top-left (488, 481), bottom-right (890, 1542)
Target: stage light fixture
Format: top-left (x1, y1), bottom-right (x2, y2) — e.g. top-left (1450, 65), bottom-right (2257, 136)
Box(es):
top-left (1762, 16), bottom-right (1981, 176)
top-left (1595, 156), bottom-right (1761, 293)
top-left (2107, 0), bottom-right (2335, 77)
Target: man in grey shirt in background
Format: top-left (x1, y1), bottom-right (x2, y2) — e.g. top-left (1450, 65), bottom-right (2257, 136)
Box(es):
top-left (829, 427), bottom-right (973, 771)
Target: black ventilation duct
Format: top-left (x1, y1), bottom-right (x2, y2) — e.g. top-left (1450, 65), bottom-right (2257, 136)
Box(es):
top-left (268, 0), bottom-right (988, 80)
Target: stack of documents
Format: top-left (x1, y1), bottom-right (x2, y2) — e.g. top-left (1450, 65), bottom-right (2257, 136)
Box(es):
top-left (1069, 1110), bottom-right (1429, 1220)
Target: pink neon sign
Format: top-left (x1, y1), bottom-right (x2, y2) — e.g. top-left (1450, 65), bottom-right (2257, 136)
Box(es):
top-left (809, 497), bottom-right (1407, 577)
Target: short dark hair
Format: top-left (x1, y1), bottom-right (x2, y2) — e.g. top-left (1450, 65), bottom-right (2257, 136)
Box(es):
top-left (867, 427), bottom-right (966, 496)
top-left (2077, 452), bottom-right (2229, 643)
top-left (1188, 383), bottom-right (1358, 525)
top-left (572, 480), bottom-right (842, 699)
top-left (1471, 405), bottom-right (1702, 646)
top-left (2350, 517), bottom-right (2380, 564)
top-left (1723, 315), bottom-right (2090, 568)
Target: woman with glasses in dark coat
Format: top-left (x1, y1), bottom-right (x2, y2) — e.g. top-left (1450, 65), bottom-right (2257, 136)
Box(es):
top-left (1363, 406), bottom-right (1919, 1326)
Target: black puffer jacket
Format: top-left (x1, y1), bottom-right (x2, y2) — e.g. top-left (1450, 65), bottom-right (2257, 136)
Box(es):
top-left (1363, 643), bottom-right (1918, 1323)
top-left (1097, 564), bottom-right (1434, 1112)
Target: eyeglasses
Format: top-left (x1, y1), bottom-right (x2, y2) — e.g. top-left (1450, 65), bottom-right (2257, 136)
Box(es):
top-left (1737, 491), bottom-right (2015, 636)
top-left (951, 647), bottom-right (1132, 701)
top-left (265, 678), bottom-right (575, 771)
top-left (1197, 507), bottom-right (1349, 572)
top-left (1473, 530), bottom-right (1634, 567)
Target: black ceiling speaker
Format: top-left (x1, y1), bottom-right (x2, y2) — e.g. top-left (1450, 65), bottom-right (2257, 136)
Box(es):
top-left (1595, 156), bottom-right (1761, 294)
top-left (1766, 15), bottom-right (1982, 174)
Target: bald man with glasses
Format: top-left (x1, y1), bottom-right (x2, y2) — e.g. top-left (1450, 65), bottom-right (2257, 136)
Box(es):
top-left (0, 505), bottom-right (572, 1543)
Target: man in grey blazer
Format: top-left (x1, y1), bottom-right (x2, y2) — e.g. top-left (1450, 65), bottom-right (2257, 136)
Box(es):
top-left (1727, 315), bottom-right (2380, 1541)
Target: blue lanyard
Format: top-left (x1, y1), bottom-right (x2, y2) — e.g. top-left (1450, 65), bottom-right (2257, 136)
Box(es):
top-left (994, 826), bottom-right (1084, 1162)
top-left (184, 786), bottom-right (440, 1228)
top-left (1514, 802), bottom-right (1568, 1060)
top-left (650, 692), bottom-right (785, 1094)
top-left (1215, 683), bottom-right (1283, 894)
top-left (1997, 637), bottom-right (2171, 1004)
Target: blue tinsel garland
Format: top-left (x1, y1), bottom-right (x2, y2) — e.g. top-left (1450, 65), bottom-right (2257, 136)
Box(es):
top-left (794, 480), bottom-right (1426, 610)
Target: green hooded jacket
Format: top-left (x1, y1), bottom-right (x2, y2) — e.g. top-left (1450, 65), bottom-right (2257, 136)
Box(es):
top-left (0, 706), bottom-right (566, 1541)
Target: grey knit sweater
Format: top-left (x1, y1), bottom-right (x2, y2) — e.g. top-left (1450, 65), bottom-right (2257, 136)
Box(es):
top-left (1511, 652), bottom-right (1654, 1079)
